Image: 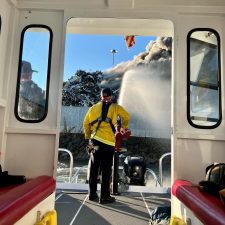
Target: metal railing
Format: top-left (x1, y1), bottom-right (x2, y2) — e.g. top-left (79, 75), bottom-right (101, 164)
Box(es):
top-left (159, 152), bottom-right (171, 187)
top-left (58, 148), bottom-right (74, 182)
top-left (57, 148), bottom-right (171, 188)
top-left (71, 166), bottom-right (88, 183)
top-left (146, 168), bottom-right (161, 187)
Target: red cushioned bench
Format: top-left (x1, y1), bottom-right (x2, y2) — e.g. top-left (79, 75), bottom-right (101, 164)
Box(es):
top-left (0, 175), bottom-right (56, 225)
top-left (172, 179), bottom-right (225, 225)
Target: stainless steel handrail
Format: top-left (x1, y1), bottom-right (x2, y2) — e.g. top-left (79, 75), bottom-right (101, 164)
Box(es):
top-left (159, 152), bottom-right (171, 187)
top-left (72, 165), bottom-right (88, 183)
top-left (146, 168), bottom-right (161, 187)
top-left (58, 148), bottom-right (74, 182)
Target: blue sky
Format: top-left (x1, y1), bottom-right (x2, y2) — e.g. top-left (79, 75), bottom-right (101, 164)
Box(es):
top-left (64, 34), bottom-right (156, 81)
top-left (22, 31), bottom-right (50, 89)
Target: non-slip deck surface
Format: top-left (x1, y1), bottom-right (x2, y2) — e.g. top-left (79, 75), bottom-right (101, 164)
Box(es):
top-left (55, 191), bottom-right (170, 225)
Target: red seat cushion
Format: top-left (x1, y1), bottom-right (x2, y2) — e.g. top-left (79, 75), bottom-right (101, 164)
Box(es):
top-left (172, 179), bottom-right (225, 225)
top-left (0, 175), bottom-right (56, 225)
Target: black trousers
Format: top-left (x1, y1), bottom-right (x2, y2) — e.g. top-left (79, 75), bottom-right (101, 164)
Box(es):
top-left (88, 139), bottom-right (115, 198)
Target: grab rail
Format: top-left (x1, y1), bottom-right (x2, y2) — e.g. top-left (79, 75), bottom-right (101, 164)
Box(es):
top-left (58, 148), bottom-right (74, 182)
top-left (159, 152), bottom-right (171, 187)
top-left (146, 168), bottom-right (161, 187)
top-left (71, 166), bottom-right (88, 183)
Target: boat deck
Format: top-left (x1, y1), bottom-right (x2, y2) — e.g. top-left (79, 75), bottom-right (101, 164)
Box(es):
top-left (55, 185), bottom-right (171, 225)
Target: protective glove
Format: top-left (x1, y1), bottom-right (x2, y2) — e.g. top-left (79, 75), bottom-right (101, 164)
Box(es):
top-left (86, 139), bottom-right (99, 154)
top-left (85, 139), bottom-right (93, 154)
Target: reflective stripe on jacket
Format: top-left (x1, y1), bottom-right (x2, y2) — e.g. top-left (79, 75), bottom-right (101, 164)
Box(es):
top-left (83, 102), bottom-right (130, 146)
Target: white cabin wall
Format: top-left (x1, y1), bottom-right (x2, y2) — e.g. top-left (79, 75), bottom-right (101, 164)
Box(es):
top-left (171, 13), bottom-right (225, 223)
top-left (173, 14), bottom-right (225, 183)
top-left (7, 10), bottom-right (64, 129)
top-left (0, 0), bottom-right (11, 100)
top-left (0, 0), bottom-right (19, 169)
top-left (6, 133), bottom-right (56, 177)
top-left (4, 9), bottom-right (65, 178)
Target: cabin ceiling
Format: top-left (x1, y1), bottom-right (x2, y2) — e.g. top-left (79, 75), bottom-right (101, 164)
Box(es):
top-left (12, 0), bottom-right (225, 10)
top-left (66, 18), bottom-right (173, 36)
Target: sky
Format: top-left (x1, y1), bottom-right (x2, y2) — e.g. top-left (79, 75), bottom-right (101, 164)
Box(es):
top-left (22, 30), bottom-right (50, 90)
top-left (21, 30), bottom-right (156, 88)
top-left (64, 34), bottom-right (156, 81)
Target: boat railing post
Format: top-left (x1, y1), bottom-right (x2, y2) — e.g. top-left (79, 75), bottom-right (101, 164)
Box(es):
top-left (71, 166), bottom-right (87, 183)
top-left (159, 152), bottom-right (171, 187)
top-left (145, 168), bottom-right (161, 187)
top-left (58, 148), bottom-right (74, 183)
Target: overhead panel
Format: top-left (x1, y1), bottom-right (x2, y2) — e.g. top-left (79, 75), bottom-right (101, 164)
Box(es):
top-left (67, 18), bottom-right (173, 37)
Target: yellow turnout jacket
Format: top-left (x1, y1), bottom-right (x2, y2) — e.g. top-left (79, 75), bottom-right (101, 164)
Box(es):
top-left (83, 102), bottom-right (130, 146)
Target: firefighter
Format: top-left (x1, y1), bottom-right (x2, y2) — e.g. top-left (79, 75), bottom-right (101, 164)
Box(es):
top-left (83, 88), bottom-right (130, 204)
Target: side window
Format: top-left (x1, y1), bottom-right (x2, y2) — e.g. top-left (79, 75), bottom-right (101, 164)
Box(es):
top-left (187, 29), bottom-right (221, 128)
top-left (15, 25), bottom-right (52, 122)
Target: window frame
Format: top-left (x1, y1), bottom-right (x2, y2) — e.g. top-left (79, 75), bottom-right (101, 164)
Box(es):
top-left (0, 16), bottom-right (1, 34)
top-left (187, 28), bottom-right (222, 129)
top-left (14, 24), bottom-right (53, 123)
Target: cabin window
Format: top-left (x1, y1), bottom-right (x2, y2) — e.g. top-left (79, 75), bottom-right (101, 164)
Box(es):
top-left (187, 29), bottom-right (221, 128)
top-left (15, 25), bottom-right (52, 122)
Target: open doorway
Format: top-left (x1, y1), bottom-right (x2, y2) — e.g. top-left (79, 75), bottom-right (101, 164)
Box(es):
top-left (57, 18), bottom-right (172, 188)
